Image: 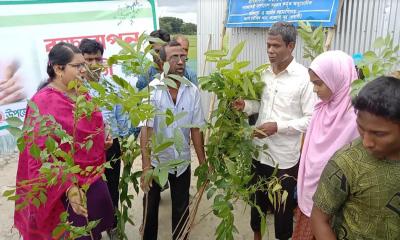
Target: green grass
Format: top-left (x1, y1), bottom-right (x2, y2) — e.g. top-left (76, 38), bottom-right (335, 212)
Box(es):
top-left (187, 35), bottom-right (197, 60)
top-left (187, 35), bottom-right (197, 72)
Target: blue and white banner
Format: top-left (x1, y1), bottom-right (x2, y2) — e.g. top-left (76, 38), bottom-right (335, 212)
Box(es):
top-left (226, 0), bottom-right (340, 28)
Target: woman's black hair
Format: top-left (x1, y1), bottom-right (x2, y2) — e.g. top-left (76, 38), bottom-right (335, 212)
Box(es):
top-left (38, 42), bottom-right (81, 90)
top-left (149, 29), bottom-right (170, 44)
top-left (352, 76), bottom-right (400, 122)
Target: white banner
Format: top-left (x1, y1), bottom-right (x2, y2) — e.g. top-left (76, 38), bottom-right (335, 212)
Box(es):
top-left (0, 0), bottom-right (156, 152)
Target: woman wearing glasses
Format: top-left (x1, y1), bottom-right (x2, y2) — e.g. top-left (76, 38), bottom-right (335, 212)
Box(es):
top-left (14, 42), bottom-right (114, 239)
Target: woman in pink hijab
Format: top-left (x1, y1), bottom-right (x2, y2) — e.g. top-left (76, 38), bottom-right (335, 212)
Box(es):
top-left (292, 50), bottom-right (359, 240)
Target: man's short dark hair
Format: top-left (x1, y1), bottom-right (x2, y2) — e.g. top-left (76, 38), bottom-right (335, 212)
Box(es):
top-left (149, 29), bottom-right (170, 44)
top-left (159, 40), bottom-right (182, 62)
top-left (268, 22), bottom-right (297, 46)
top-left (78, 38), bottom-right (104, 55)
top-left (353, 76), bottom-right (400, 122)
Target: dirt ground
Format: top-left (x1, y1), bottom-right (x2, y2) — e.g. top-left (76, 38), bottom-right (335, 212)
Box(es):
top-left (0, 149), bottom-right (277, 240)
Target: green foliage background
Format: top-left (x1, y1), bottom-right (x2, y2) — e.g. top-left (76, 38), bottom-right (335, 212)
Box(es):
top-left (160, 16), bottom-right (197, 35)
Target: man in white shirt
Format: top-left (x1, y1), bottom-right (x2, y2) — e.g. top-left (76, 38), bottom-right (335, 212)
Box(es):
top-left (233, 22), bottom-right (315, 240)
top-left (139, 40), bottom-right (206, 240)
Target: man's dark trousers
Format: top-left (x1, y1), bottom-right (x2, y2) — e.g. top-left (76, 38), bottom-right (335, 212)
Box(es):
top-left (105, 138), bottom-right (122, 228)
top-left (142, 166), bottom-right (190, 240)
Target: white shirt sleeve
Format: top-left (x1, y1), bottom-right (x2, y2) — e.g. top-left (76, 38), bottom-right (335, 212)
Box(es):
top-left (276, 79), bottom-right (315, 134)
top-left (138, 90), bottom-right (157, 128)
top-left (243, 100), bottom-right (260, 115)
top-left (191, 88), bottom-right (205, 126)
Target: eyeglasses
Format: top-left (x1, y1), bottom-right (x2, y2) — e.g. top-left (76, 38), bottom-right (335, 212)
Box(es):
top-left (168, 55), bottom-right (188, 63)
top-left (67, 62), bottom-right (87, 70)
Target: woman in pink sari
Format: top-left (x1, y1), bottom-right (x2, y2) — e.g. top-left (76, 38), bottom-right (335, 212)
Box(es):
top-left (292, 51), bottom-right (359, 240)
top-left (14, 42), bottom-right (114, 239)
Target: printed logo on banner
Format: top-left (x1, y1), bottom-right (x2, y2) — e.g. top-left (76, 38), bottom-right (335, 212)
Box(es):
top-left (0, 101), bottom-right (27, 134)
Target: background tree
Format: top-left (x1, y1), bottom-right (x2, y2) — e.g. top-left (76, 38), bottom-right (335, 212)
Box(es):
top-left (159, 18), bottom-right (173, 34)
top-left (181, 23), bottom-right (197, 35)
top-left (160, 17), bottom-right (183, 33)
top-left (159, 16), bottom-right (197, 35)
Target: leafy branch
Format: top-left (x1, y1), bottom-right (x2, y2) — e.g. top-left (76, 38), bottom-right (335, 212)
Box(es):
top-left (90, 33), bottom-right (195, 239)
top-left (4, 81), bottom-right (108, 239)
top-left (178, 38), bottom-right (287, 240)
top-left (351, 34), bottom-right (400, 96)
top-left (297, 21), bottom-right (327, 61)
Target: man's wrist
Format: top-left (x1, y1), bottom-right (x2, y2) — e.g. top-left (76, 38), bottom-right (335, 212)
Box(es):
top-left (142, 164), bottom-right (152, 170)
top-left (276, 121), bottom-right (287, 134)
top-left (272, 122), bottom-right (278, 134)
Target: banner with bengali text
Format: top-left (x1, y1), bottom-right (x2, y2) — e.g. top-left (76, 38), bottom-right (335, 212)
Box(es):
top-left (0, 0), bottom-right (156, 152)
top-left (226, 0), bottom-right (340, 28)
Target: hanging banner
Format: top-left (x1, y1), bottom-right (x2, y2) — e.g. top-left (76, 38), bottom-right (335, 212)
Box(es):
top-left (0, 0), bottom-right (156, 152)
top-left (226, 0), bottom-right (340, 28)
